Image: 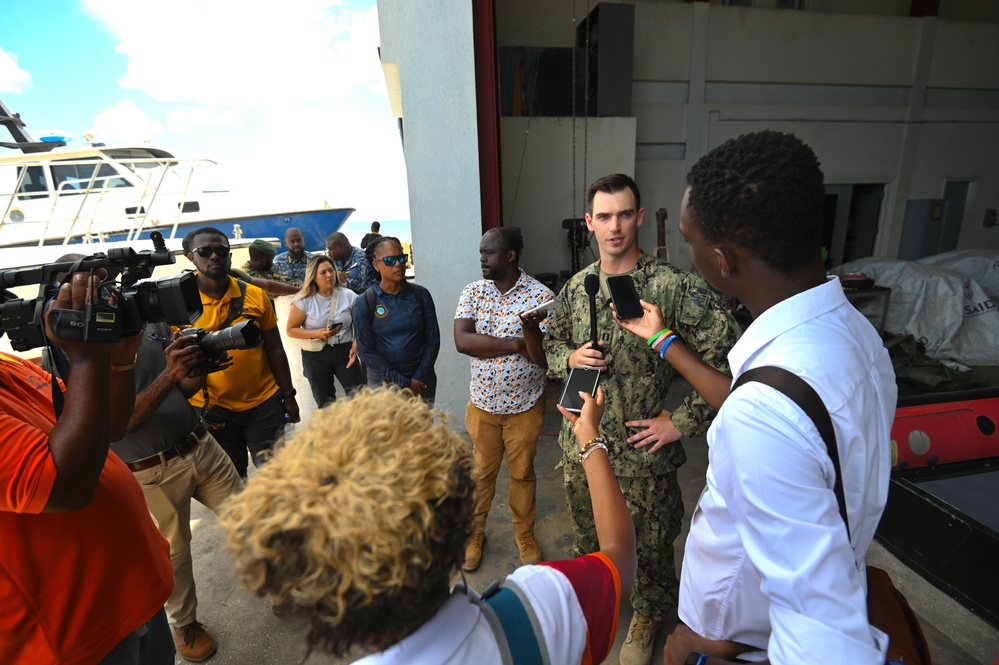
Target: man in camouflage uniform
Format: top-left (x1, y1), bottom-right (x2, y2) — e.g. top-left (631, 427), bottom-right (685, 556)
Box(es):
top-left (242, 239), bottom-right (295, 283)
top-left (544, 173), bottom-right (739, 665)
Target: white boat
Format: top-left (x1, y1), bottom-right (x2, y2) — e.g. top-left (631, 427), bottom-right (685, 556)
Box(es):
top-left (0, 98), bottom-right (354, 252)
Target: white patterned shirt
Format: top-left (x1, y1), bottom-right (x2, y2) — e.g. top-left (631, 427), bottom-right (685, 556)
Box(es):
top-left (455, 271), bottom-right (554, 414)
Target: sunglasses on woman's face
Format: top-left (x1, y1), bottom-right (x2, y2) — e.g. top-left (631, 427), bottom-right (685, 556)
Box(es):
top-left (378, 254), bottom-right (408, 267)
top-left (192, 246), bottom-right (231, 258)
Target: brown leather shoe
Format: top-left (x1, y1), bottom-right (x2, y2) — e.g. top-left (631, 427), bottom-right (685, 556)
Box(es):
top-left (172, 621), bottom-right (217, 662)
top-left (515, 534), bottom-right (543, 565)
top-left (463, 532), bottom-right (486, 572)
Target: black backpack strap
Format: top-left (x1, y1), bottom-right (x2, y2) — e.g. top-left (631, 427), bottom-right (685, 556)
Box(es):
top-left (365, 287), bottom-right (376, 325)
top-left (410, 282), bottom-right (428, 318)
top-left (222, 279), bottom-right (249, 328)
top-left (480, 579), bottom-right (547, 665)
top-left (732, 366), bottom-right (851, 539)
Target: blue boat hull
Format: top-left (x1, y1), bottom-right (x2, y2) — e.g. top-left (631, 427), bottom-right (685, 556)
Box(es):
top-left (98, 208), bottom-right (355, 253)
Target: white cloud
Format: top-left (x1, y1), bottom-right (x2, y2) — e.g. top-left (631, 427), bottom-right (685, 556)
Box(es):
top-left (79, 0), bottom-right (409, 222)
top-left (214, 102), bottom-right (410, 220)
top-left (82, 0), bottom-right (384, 110)
top-left (167, 105), bottom-right (247, 135)
top-left (92, 99), bottom-right (165, 143)
top-left (0, 47), bottom-right (31, 94)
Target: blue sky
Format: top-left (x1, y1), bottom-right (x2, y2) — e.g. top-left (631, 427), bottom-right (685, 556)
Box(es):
top-left (0, 0), bottom-right (409, 223)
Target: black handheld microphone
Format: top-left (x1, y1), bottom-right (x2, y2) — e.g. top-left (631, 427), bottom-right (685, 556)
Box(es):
top-left (584, 273), bottom-right (600, 355)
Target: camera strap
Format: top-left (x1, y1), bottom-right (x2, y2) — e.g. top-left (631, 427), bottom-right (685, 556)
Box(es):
top-left (197, 278), bottom-right (249, 421)
top-left (47, 344), bottom-right (72, 418)
top-left (221, 279), bottom-right (249, 329)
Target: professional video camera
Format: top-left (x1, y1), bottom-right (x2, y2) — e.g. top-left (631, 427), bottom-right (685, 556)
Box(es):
top-left (0, 231), bottom-right (202, 351)
top-left (180, 319), bottom-right (263, 377)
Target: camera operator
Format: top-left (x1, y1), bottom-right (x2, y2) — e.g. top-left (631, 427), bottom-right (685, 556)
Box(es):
top-left (111, 322), bottom-right (244, 662)
top-left (183, 226), bottom-right (300, 478)
top-left (0, 273), bottom-right (175, 664)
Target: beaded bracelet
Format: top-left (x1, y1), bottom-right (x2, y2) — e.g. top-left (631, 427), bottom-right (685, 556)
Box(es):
top-left (646, 328), bottom-right (672, 348)
top-left (658, 334), bottom-right (678, 359)
top-left (579, 442), bottom-right (608, 464)
top-left (580, 436), bottom-right (606, 453)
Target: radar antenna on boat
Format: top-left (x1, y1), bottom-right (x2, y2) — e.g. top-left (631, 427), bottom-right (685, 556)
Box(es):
top-left (0, 98), bottom-right (65, 154)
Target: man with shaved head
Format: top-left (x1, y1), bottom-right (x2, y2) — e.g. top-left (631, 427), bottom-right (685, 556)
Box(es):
top-left (273, 227), bottom-right (311, 284)
top-left (325, 231), bottom-right (370, 294)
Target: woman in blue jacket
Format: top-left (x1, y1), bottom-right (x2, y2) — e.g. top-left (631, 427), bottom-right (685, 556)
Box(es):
top-left (354, 236), bottom-right (440, 402)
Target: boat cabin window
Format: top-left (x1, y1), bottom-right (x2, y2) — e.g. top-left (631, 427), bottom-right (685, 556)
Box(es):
top-left (16, 166), bottom-right (49, 200)
top-left (51, 161), bottom-right (131, 194)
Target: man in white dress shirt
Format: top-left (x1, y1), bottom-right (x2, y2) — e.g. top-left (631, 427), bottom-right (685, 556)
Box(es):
top-left (662, 131), bottom-right (897, 665)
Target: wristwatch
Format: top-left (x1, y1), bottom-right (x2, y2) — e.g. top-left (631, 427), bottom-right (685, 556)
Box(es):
top-left (684, 654), bottom-right (708, 665)
top-left (282, 388), bottom-right (297, 399)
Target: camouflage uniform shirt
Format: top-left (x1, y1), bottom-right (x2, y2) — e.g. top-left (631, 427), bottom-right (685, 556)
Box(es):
top-left (545, 253), bottom-right (739, 476)
top-left (240, 261), bottom-right (295, 284)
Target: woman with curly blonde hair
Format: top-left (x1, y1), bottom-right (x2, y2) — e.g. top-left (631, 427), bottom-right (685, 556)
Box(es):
top-left (221, 387), bottom-right (635, 663)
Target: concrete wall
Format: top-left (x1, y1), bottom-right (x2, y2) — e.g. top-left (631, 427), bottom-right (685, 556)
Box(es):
top-left (494, 1), bottom-right (999, 271)
top-left (382, 0), bottom-right (999, 296)
top-left (377, 0), bottom-right (482, 419)
top-left (500, 117), bottom-right (637, 276)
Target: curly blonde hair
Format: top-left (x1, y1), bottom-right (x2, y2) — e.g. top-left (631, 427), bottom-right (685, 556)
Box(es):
top-left (220, 388), bottom-right (473, 656)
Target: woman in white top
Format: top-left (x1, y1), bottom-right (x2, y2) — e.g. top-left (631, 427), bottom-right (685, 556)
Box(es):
top-left (285, 255), bottom-right (362, 407)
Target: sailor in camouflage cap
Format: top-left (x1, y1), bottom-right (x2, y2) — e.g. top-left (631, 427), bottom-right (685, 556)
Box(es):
top-left (544, 173), bottom-right (739, 665)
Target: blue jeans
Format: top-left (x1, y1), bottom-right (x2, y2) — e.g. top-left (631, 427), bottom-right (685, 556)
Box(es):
top-left (98, 608), bottom-right (174, 665)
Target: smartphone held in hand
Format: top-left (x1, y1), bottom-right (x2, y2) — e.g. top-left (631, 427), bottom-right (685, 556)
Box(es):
top-left (606, 275), bottom-right (644, 320)
top-left (558, 367), bottom-right (601, 413)
top-left (522, 299), bottom-right (556, 317)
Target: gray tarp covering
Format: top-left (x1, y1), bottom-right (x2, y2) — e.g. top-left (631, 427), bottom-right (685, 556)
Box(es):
top-left (916, 250), bottom-right (999, 302)
top-left (833, 257), bottom-right (999, 366)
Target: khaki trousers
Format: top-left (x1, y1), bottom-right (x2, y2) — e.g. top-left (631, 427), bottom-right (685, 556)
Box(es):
top-left (465, 396), bottom-right (546, 539)
top-left (131, 431), bottom-right (244, 628)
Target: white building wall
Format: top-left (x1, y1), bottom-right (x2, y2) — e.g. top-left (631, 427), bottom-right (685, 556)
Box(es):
top-left (377, 0), bottom-right (482, 419)
top-left (381, 0), bottom-right (999, 289)
top-left (495, 1), bottom-right (999, 273)
top-left (501, 117), bottom-right (637, 276)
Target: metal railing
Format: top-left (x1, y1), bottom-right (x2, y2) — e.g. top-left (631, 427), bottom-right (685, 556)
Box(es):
top-left (0, 155), bottom-right (216, 247)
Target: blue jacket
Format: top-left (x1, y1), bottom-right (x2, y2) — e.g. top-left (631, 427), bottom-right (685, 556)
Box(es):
top-left (354, 283), bottom-right (440, 387)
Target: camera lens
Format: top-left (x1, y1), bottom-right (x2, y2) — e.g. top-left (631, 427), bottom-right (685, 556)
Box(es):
top-left (199, 320), bottom-right (262, 354)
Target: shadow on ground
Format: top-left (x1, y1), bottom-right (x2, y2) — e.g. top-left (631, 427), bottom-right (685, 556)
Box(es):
top-left (184, 378), bottom-right (999, 665)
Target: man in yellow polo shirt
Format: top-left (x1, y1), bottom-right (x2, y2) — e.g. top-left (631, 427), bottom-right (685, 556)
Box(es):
top-left (183, 227), bottom-right (301, 478)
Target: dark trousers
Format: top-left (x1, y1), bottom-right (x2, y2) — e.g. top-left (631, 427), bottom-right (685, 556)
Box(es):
top-left (213, 392), bottom-right (286, 478)
top-left (366, 367), bottom-right (437, 404)
top-left (98, 607), bottom-right (174, 665)
top-left (301, 343), bottom-right (363, 408)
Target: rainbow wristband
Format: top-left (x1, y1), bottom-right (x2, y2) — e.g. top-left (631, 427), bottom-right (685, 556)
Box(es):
top-left (647, 328), bottom-right (671, 348)
top-left (659, 334), bottom-right (678, 358)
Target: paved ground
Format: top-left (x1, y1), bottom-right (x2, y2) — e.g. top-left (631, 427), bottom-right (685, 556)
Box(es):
top-left (182, 377), bottom-right (999, 664)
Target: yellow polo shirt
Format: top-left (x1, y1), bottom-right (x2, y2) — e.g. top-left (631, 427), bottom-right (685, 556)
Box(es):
top-left (187, 275), bottom-right (280, 412)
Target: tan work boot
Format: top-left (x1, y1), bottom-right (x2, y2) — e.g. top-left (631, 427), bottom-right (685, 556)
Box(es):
top-left (463, 532), bottom-right (486, 572)
top-left (618, 613), bottom-right (660, 665)
top-left (515, 533), bottom-right (543, 565)
top-left (172, 621), bottom-right (217, 662)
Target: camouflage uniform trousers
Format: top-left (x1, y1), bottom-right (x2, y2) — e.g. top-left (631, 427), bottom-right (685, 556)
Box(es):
top-left (563, 456), bottom-right (683, 620)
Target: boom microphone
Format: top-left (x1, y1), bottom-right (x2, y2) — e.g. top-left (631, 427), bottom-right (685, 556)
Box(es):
top-left (584, 273), bottom-right (600, 354)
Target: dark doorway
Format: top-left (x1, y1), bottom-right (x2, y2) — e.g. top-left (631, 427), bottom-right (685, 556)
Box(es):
top-left (822, 184), bottom-right (885, 267)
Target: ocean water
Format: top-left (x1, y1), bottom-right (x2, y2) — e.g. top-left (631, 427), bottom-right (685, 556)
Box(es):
top-left (338, 219), bottom-right (412, 246)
